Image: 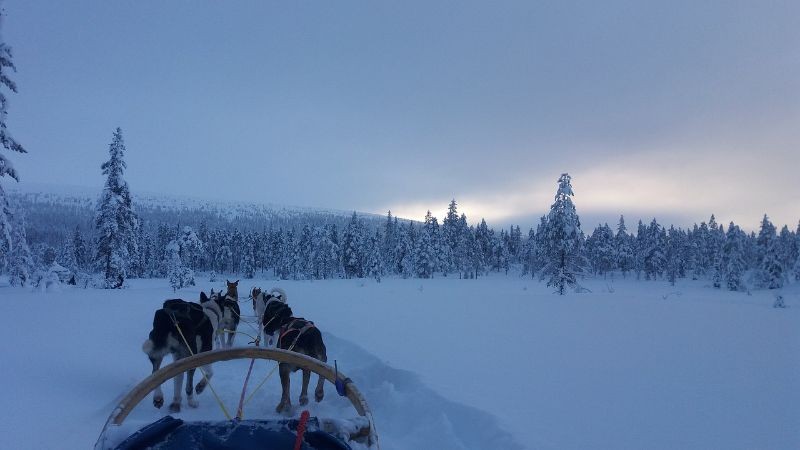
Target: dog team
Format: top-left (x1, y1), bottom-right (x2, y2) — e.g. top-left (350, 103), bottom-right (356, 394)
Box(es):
top-left (142, 280), bottom-right (327, 414)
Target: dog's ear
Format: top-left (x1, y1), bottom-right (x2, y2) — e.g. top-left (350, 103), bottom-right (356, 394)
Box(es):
top-left (200, 292), bottom-right (208, 302)
top-left (234, 280), bottom-right (240, 285)
top-left (210, 288), bottom-right (215, 295)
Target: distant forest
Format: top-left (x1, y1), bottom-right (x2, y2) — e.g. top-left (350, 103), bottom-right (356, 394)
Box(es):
top-left (5, 173), bottom-right (799, 295)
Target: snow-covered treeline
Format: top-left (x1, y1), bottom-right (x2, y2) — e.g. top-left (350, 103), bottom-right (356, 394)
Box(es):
top-left (4, 173), bottom-right (799, 293)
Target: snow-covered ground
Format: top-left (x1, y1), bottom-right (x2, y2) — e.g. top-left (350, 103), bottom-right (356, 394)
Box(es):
top-left (1, 274), bottom-right (798, 449)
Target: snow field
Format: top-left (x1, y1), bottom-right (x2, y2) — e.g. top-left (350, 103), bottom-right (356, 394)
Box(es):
top-left (0, 274), bottom-right (798, 449)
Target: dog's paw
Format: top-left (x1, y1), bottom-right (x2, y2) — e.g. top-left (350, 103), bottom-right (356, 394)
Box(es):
top-left (275, 400), bottom-right (291, 414)
top-left (168, 401), bottom-right (181, 413)
top-left (299, 395), bottom-right (309, 406)
top-left (315, 388), bottom-right (324, 403)
top-left (195, 380), bottom-right (207, 394)
top-left (187, 396), bottom-right (199, 408)
top-left (153, 396), bottom-right (164, 409)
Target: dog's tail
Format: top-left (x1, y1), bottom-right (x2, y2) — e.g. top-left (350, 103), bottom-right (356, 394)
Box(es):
top-left (142, 339), bottom-right (155, 354)
top-left (269, 287), bottom-right (287, 303)
top-left (143, 309), bottom-right (171, 355)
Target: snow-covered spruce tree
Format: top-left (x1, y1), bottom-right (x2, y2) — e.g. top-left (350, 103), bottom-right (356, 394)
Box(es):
top-left (414, 210), bottom-right (439, 278)
top-left (587, 223), bottom-right (615, 276)
top-left (688, 223), bottom-right (704, 279)
top-left (756, 214), bottom-right (776, 266)
top-left (326, 224), bottom-right (343, 277)
top-left (795, 220), bottom-right (800, 281)
top-left (72, 226), bottom-right (89, 272)
top-left (397, 222), bottom-right (415, 278)
top-left (136, 228), bottom-right (155, 278)
top-left (776, 225), bottom-right (797, 278)
top-left (507, 225), bottom-right (522, 264)
top-left (721, 222), bottom-right (746, 291)
top-left (615, 216), bottom-right (634, 278)
top-left (490, 231), bottom-right (510, 274)
top-left (441, 199), bottom-right (461, 275)
top-left (94, 128), bottom-right (139, 288)
top-left (758, 237), bottom-right (785, 289)
top-left (342, 212), bottom-right (365, 278)
top-left (633, 220), bottom-right (647, 279)
top-left (466, 224), bottom-right (485, 278)
top-left (470, 219), bottom-right (487, 274)
top-left (7, 207), bottom-right (31, 286)
top-left (58, 234), bottom-right (78, 275)
top-left (642, 219), bottom-right (666, 280)
top-left (541, 173), bottom-right (585, 294)
top-left (280, 229), bottom-right (297, 280)
top-left (177, 226), bottom-right (204, 271)
top-left (269, 228), bottom-right (284, 276)
top-left (365, 230), bottom-right (383, 282)
top-left (166, 240), bottom-right (194, 291)
top-left (708, 216), bottom-right (725, 287)
top-left (240, 232), bottom-right (256, 279)
top-left (381, 211), bottom-right (398, 275)
top-left (296, 225), bottom-right (313, 279)
top-left (531, 215), bottom-right (548, 277)
top-left (229, 228), bottom-right (244, 274)
top-left (521, 227), bottom-right (536, 278)
top-left (664, 226), bottom-right (682, 286)
top-left (154, 223), bottom-right (175, 277)
top-left (310, 225), bottom-right (338, 279)
top-left (0, 8), bottom-right (26, 265)
top-left (454, 213), bottom-right (471, 278)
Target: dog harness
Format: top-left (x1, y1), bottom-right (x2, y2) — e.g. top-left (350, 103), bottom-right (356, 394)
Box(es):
top-left (163, 299), bottom-right (209, 328)
top-left (277, 319), bottom-right (315, 349)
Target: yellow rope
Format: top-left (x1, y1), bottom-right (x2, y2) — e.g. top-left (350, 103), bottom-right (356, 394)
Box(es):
top-left (243, 361), bottom-right (280, 406)
top-left (242, 327), bottom-right (308, 407)
top-left (230, 305), bottom-right (262, 336)
top-left (170, 314), bottom-right (233, 420)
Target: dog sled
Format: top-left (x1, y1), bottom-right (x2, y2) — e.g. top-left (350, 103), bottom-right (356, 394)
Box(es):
top-left (95, 347), bottom-right (379, 450)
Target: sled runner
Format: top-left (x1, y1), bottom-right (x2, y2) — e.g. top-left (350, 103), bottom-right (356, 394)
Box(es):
top-left (95, 348), bottom-right (378, 450)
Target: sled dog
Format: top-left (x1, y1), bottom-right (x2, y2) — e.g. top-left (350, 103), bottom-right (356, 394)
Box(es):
top-left (216, 279), bottom-right (241, 348)
top-left (251, 286), bottom-right (287, 344)
top-left (261, 299), bottom-right (328, 413)
top-left (141, 291), bottom-right (224, 412)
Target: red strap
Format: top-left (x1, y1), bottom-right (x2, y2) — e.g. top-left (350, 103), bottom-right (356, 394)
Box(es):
top-left (293, 410), bottom-right (310, 450)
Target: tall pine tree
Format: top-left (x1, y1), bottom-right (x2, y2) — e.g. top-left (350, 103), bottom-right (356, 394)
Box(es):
top-left (541, 173), bottom-right (585, 294)
top-left (94, 128), bottom-right (139, 288)
top-left (0, 8), bottom-right (25, 265)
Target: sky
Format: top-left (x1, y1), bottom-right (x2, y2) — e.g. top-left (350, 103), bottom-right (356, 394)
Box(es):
top-left (2, 0), bottom-right (799, 232)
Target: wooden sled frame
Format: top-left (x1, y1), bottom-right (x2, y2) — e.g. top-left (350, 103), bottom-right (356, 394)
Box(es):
top-left (102, 347), bottom-right (377, 446)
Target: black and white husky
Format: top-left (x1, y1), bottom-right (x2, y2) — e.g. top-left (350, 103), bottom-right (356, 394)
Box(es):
top-left (250, 287), bottom-right (287, 344)
top-left (141, 291), bottom-right (224, 413)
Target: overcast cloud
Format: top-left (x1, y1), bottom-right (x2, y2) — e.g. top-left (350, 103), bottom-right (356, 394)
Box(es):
top-left (5, 0), bottom-right (799, 231)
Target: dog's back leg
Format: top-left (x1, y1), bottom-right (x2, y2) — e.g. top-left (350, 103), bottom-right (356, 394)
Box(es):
top-left (276, 363), bottom-right (292, 413)
top-left (169, 355), bottom-right (185, 413)
top-left (299, 369), bottom-right (311, 405)
top-left (185, 336), bottom-right (201, 408)
top-left (314, 341), bottom-right (328, 403)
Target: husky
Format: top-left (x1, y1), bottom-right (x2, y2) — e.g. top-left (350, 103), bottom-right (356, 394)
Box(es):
top-left (216, 280), bottom-right (241, 348)
top-left (141, 291), bottom-right (223, 412)
top-left (250, 286), bottom-right (287, 345)
top-left (261, 299), bottom-right (327, 413)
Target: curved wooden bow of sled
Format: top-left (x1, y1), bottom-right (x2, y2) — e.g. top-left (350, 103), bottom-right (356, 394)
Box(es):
top-left (104, 348), bottom-right (376, 443)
